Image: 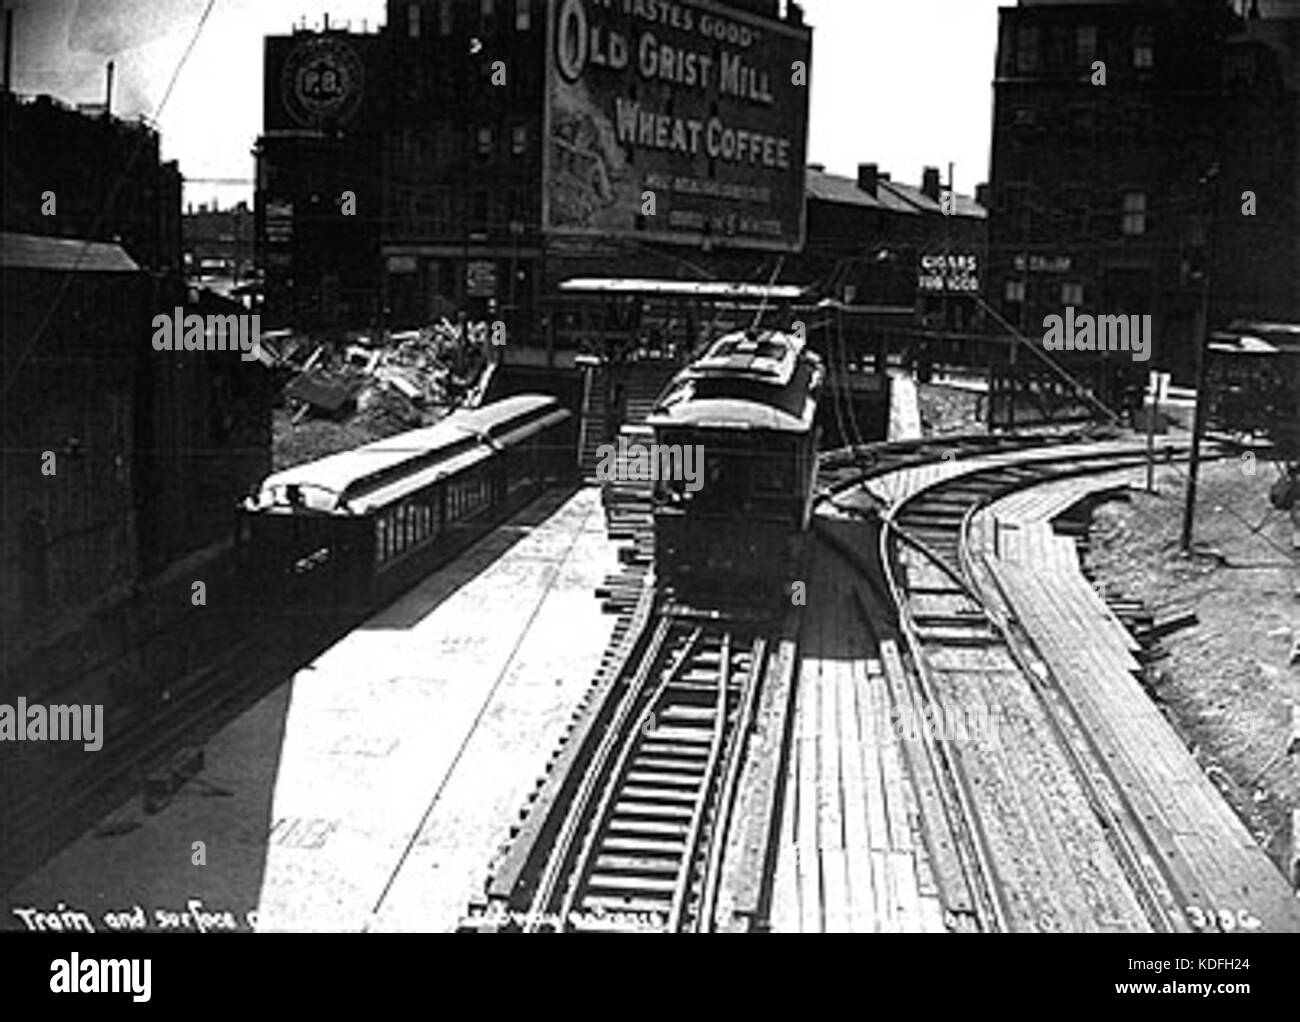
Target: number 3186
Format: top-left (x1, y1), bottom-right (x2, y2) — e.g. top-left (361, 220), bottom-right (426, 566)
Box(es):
top-left (1186, 905), bottom-right (1262, 931)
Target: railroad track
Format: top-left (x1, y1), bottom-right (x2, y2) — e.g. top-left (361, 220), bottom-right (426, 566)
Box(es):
top-left (876, 441), bottom-right (1207, 932)
top-left (470, 608), bottom-right (769, 933)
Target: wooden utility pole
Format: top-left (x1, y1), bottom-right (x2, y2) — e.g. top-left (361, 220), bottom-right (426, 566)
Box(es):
top-left (1180, 164), bottom-right (1220, 553)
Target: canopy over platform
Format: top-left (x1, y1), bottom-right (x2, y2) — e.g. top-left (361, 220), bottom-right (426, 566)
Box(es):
top-left (557, 277), bottom-right (806, 301)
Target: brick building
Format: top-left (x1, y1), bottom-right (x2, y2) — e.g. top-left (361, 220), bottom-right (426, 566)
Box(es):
top-left (1, 92), bottom-right (182, 283)
top-left (988, 0), bottom-right (1299, 384)
top-left (0, 233), bottom-right (147, 644)
top-left (183, 200), bottom-right (255, 282)
top-left (2, 90), bottom-right (272, 629)
top-left (800, 163), bottom-right (987, 328)
top-left (254, 25), bottom-right (389, 329)
top-left (256, 0), bottom-right (813, 342)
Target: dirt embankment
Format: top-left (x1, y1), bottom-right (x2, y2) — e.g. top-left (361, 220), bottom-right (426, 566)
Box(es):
top-left (1087, 458), bottom-right (1299, 870)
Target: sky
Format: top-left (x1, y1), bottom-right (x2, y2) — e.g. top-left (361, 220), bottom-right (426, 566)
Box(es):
top-left (5, 0), bottom-right (1008, 208)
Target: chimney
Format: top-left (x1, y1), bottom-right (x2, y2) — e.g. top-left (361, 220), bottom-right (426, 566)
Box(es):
top-left (105, 60), bottom-right (114, 116)
top-left (857, 163), bottom-right (878, 196)
top-left (921, 166), bottom-right (942, 201)
top-left (975, 182), bottom-right (990, 209)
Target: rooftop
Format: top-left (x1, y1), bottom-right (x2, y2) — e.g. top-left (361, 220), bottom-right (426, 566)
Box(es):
top-left (806, 167), bottom-right (987, 219)
top-left (0, 232), bottom-right (140, 273)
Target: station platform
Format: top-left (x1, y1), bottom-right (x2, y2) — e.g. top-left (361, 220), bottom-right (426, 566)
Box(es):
top-left (5, 486), bottom-right (620, 933)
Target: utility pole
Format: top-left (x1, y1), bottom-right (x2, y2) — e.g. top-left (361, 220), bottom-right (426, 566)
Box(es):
top-left (1180, 163), bottom-right (1220, 553)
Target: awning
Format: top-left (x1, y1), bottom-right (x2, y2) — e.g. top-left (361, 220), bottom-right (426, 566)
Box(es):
top-left (558, 277), bottom-right (805, 300)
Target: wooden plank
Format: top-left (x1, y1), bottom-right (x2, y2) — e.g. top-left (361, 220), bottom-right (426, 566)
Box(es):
top-left (871, 849), bottom-right (895, 933)
top-left (821, 848), bottom-right (852, 933)
top-left (859, 664), bottom-right (891, 851)
top-left (993, 553), bottom-right (1300, 932)
top-left (796, 721), bottom-right (821, 934)
top-left (877, 640), bottom-right (916, 853)
top-left (874, 639), bottom-right (975, 916)
top-left (838, 657), bottom-right (878, 934)
top-left (890, 850), bottom-right (926, 932)
top-left (818, 659), bottom-right (845, 850)
top-left (919, 895), bottom-right (948, 933)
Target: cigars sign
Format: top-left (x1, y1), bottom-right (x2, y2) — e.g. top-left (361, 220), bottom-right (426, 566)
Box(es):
top-left (543, 0), bottom-right (812, 252)
top-left (918, 253), bottom-right (980, 294)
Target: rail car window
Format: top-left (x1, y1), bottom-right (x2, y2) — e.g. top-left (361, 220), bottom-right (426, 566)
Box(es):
top-left (375, 490), bottom-right (443, 567)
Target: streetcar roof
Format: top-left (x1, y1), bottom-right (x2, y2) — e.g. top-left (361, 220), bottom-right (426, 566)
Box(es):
top-left (647, 354), bottom-right (821, 434)
top-left (249, 394), bottom-right (566, 513)
top-left (690, 329), bottom-right (807, 386)
top-left (1209, 321), bottom-right (1300, 356)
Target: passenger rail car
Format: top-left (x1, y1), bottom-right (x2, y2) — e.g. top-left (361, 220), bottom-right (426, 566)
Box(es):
top-left (237, 394), bottom-right (574, 611)
top-left (1207, 321), bottom-right (1300, 507)
top-left (647, 330), bottom-right (823, 601)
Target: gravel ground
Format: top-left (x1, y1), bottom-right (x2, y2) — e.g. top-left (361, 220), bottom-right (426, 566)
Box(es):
top-left (1086, 458), bottom-right (1300, 870)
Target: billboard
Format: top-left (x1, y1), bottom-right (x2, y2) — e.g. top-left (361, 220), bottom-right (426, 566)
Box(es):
top-left (542, 0), bottom-right (812, 253)
top-left (263, 32), bottom-right (386, 132)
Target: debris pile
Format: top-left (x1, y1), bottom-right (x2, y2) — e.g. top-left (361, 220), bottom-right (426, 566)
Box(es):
top-left (266, 319), bottom-right (498, 431)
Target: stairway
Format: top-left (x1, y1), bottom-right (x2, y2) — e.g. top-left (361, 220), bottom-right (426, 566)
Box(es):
top-left (579, 360), bottom-right (678, 481)
top-left (579, 365), bottom-right (608, 480)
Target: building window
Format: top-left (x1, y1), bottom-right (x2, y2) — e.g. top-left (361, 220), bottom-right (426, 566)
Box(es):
top-left (1122, 191), bottom-right (1147, 235)
top-left (439, 0), bottom-right (454, 35)
top-left (1062, 282), bottom-right (1084, 305)
top-left (408, 2), bottom-right (420, 38)
top-left (481, 0), bottom-right (496, 32)
top-left (1005, 280), bottom-right (1026, 303)
top-left (472, 191), bottom-right (489, 226)
top-left (1133, 26), bottom-right (1154, 69)
top-left (477, 125), bottom-right (494, 158)
top-left (511, 124), bottom-right (527, 155)
top-left (1076, 25), bottom-right (1097, 66)
top-left (515, 0), bottom-right (531, 31)
top-left (1017, 25), bottom-right (1040, 74)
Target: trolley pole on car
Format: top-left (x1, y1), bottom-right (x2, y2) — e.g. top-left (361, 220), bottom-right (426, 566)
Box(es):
top-left (1180, 164), bottom-right (1220, 554)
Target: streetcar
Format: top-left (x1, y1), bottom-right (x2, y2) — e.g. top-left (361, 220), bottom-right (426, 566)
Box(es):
top-left (646, 327), bottom-right (823, 601)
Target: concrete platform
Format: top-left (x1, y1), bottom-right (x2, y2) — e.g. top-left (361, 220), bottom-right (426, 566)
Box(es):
top-left (5, 487), bottom-right (620, 933)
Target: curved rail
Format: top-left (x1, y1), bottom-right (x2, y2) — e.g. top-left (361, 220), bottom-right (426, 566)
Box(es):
top-left (877, 441), bottom-right (1208, 932)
